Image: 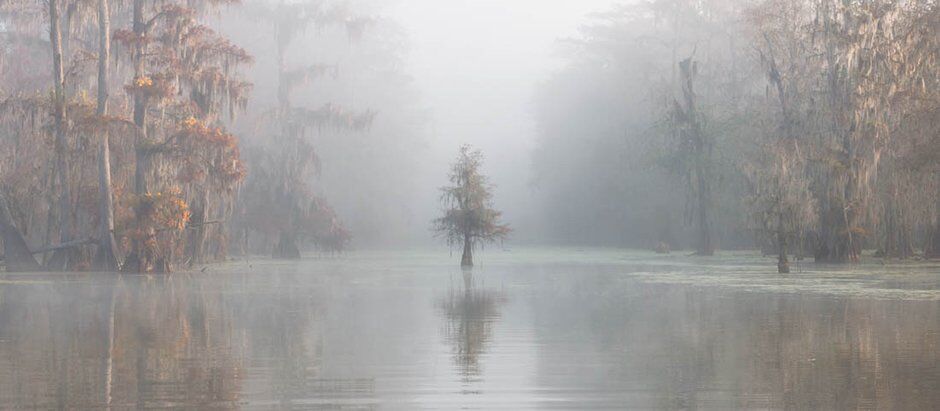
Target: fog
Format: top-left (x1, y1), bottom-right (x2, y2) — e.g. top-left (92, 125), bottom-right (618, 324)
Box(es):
top-left (0, 0), bottom-right (939, 407)
top-left (387, 0), bottom-right (618, 244)
top-left (232, 0), bottom-right (621, 247)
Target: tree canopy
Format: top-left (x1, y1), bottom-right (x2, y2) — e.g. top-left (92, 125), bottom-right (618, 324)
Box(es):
top-left (434, 145), bottom-right (510, 266)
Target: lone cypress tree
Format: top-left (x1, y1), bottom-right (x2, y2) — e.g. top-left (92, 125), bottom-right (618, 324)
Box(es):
top-left (434, 145), bottom-right (511, 267)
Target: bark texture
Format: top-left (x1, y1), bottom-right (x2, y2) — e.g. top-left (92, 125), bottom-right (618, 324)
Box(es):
top-left (47, 0), bottom-right (74, 270)
top-left (94, 0), bottom-right (121, 271)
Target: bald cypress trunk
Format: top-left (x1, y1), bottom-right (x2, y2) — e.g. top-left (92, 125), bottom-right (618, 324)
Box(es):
top-left (461, 233), bottom-right (473, 267)
top-left (125, 0), bottom-right (153, 272)
top-left (677, 58), bottom-right (715, 256)
top-left (776, 229), bottom-right (790, 274)
top-left (47, 0), bottom-right (73, 271)
top-left (817, 153), bottom-right (862, 263)
top-left (814, 4), bottom-right (863, 264)
top-left (94, 0), bottom-right (120, 271)
top-left (191, 187), bottom-right (211, 264)
top-left (881, 186), bottom-right (914, 260)
top-left (132, 0), bottom-right (148, 196)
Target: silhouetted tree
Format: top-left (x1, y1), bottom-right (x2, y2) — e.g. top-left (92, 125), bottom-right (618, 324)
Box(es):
top-left (434, 145), bottom-right (510, 267)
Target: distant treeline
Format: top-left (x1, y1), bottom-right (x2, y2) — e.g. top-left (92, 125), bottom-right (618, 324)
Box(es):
top-left (532, 0), bottom-right (939, 268)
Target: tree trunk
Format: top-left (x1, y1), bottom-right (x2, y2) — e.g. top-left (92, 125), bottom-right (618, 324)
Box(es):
top-left (47, 0), bottom-right (73, 271)
top-left (131, 0), bottom-right (146, 149)
top-left (94, 0), bottom-right (120, 271)
top-left (0, 191), bottom-right (40, 271)
top-left (131, 4), bottom-right (149, 198)
top-left (926, 223), bottom-right (940, 260)
top-left (839, 150), bottom-right (862, 262)
top-left (124, 0), bottom-right (151, 273)
top-left (95, 135), bottom-right (120, 270)
top-left (124, 228), bottom-right (158, 273)
top-left (273, 231), bottom-right (300, 259)
top-left (677, 58), bottom-right (715, 256)
top-left (815, 7), bottom-right (862, 265)
top-left (882, 195), bottom-right (897, 258)
top-left (815, 192), bottom-right (861, 263)
top-left (696, 168), bottom-right (715, 256)
top-left (461, 234), bottom-right (473, 267)
top-left (829, 194), bottom-right (861, 262)
top-left (776, 229), bottom-right (790, 274)
top-left (191, 187), bottom-right (210, 264)
top-left (881, 188), bottom-right (915, 260)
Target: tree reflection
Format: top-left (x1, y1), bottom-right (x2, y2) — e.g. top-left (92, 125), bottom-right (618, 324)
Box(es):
top-left (0, 275), bottom-right (243, 409)
top-left (226, 270), bottom-right (325, 405)
top-left (111, 275), bottom-right (242, 408)
top-left (438, 270), bottom-right (506, 381)
top-left (530, 275), bottom-right (940, 409)
top-left (0, 269), bottom-right (339, 409)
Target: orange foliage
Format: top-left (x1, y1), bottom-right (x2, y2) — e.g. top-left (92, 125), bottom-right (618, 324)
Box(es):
top-left (174, 116), bottom-right (246, 190)
top-left (125, 74), bottom-right (175, 100)
top-left (132, 188), bottom-right (192, 232)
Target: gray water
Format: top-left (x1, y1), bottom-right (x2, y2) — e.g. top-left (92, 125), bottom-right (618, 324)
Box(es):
top-left (1, 248), bottom-right (939, 409)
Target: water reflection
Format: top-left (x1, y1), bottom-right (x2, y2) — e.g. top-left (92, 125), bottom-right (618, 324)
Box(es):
top-left (437, 270), bottom-right (506, 381)
top-left (0, 255), bottom-right (937, 409)
top-left (0, 275), bottom-right (242, 409)
top-left (530, 275), bottom-right (940, 409)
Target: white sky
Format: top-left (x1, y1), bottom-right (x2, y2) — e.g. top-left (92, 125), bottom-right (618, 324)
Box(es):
top-left (388, 0), bottom-right (619, 236)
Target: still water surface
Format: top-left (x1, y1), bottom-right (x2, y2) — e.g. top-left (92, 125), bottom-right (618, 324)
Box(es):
top-left (1, 248), bottom-right (939, 409)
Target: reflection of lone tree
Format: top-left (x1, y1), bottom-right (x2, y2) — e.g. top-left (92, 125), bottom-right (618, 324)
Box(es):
top-left (434, 146), bottom-right (511, 267)
top-left (438, 271), bottom-right (504, 379)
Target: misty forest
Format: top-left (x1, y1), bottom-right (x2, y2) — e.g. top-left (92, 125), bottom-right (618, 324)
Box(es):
top-left (0, 0), bottom-right (938, 409)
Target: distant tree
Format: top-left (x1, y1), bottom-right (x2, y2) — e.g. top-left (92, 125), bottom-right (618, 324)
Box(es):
top-left (671, 57), bottom-right (716, 256)
top-left (232, 0), bottom-right (373, 259)
top-left (743, 6), bottom-right (819, 273)
top-left (434, 146), bottom-right (510, 267)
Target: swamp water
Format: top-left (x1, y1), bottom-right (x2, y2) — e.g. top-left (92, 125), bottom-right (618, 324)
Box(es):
top-left (0, 248), bottom-right (938, 409)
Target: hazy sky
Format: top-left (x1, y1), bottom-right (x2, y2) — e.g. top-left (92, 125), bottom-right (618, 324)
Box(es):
top-left (388, 0), bottom-right (619, 236)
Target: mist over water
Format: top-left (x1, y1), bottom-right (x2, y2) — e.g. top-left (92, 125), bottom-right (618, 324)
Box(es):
top-left (1, 251), bottom-right (939, 409)
top-left (0, 0), bottom-right (939, 408)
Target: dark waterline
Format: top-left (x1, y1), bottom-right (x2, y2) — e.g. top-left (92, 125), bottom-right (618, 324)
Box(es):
top-left (1, 248), bottom-right (938, 409)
